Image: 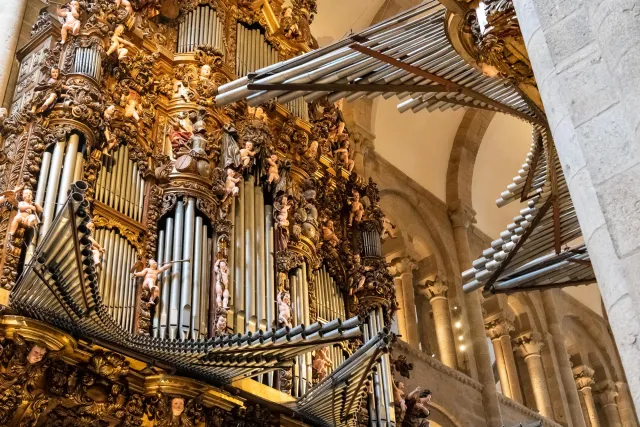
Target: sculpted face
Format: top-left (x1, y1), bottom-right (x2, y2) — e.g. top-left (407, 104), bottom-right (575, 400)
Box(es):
top-left (200, 64), bottom-right (212, 78)
top-left (219, 260), bottom-right (227, 271)
top-left (283, 293), bottom-right (290, 304)
top-left (171, 397), bottom-right (185, 416)
top-left (245, 142), bottom-right (253, 150)
top-left (27, 345), bottom-right (47, 364)
top-left (23, 189), bottom-right (33, 202)
top-left (149, 260), bottom-right (158, 269)
top-left (51, 68), bottom-right (60, 79)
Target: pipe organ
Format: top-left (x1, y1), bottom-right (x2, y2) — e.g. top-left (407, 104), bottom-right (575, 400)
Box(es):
top-left (95, 144), bottom-right (145, 222)
top-left (0, 2), bottom-right (398, 426)
top-left (235, 24), bottom-right (279, 77)
top-left (177, 5), bottom-right (224, 53)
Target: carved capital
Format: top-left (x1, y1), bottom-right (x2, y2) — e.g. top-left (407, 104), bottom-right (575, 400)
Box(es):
top-left (419, 279), bottom-right (449, 300)
top-left (595, 381), bottom-right (619, 406)
top-left (448, 200), bottom-right (477, 229)
top-left (573, 365), bottom-right (596, 390)
top-left (388, 256), bottom-right (417, 277)
top-left (513, 331), bottom-right (543, 358)
top-left (485, 311), bottom-right (515, 339)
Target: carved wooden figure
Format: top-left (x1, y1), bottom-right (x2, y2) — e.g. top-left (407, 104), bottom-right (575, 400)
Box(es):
top-left (214, 259), bottom-right (230, 310)
top-left (277, 290), bottom-right (292, 328)
top-left (266, 154), bottom-right (279, 184)
top-left (7, 188), bottom-right (42, 248)
top-left (223, 169), bottom-right (241, 201)
top-left (312, 346), bottom-right (333, 382)
top-left (114, 0), bottom-right (133, 14)
top-left (348, 191), bottom-right (364, 226)
top-left (57, 1), bottom-right (81, 45)
top-left (322, 219), bottom-right (339, 247)
top-left (32, 68), bottom-right (64, 114)
top-left (239, 141), bottom-right (257, 169)
top-left (132, 259), bottom-right (174, 304)
top-left (107, 25), bottom-right (135, 60)
top-left (85, 220), bottom-right (105, 273)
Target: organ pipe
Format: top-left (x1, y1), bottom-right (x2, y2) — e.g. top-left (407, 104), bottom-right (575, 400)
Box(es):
top-left (177, 6), bottom-right (223, 53)
top-left (169, 199), bottom-right (185, 339)
top-left (40, 138), bottom-right (65, 237)
top-left (180, 198), bottom-right (196, 340)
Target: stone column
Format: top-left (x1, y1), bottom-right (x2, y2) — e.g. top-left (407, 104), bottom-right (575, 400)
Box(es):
top-left (419, 279), bottom-right (457, 369)
top-left (0, 0), bottom-right (28, 103)
top-left (449, 201), bottom-right (502, 425)
top-left (574, 365), bottom-right (600, 427)
top-left (392, 275), bottom-right (408, 339)
top-left (485, 311), bottom-right (523, 403)
top-left (596, 382), bottom-right (622, 427)
top-left (541, 290), bottom-right (587, 427)
top-left (512, 0), bottom-right (640, 409)
top-left (390, 257), bottom-right (419, 348)
top-left (514, 332), bottom-right (554, 418)
top-left (615, 382), bottom-right (639, 427)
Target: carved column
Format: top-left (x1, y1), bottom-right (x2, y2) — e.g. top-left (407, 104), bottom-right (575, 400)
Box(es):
top-left (392, 275), bottom-right (408, 339)
top-left (0, 0), bottom-right (27, 102)
top-left (514, 331), bottom-right (554, 418)
top-left (390, 257), bottom-right (419, 348)
top-left (615, 382), bottom-right (639, 427)
top-left (574, 365), bottom-right (600, 427)
top-left (485, 311), bottom-right (523, 403)
top-left (448, 201), bottom-right (502, 424)
top-left (419, 279), bottom-right (457, 369)
top-left (596, 382), bottom-right (622, 427)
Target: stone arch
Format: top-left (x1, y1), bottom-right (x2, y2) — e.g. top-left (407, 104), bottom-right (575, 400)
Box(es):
top-left (428, 401), bottom-right (464, 427)
top-left (507, 293), bottom-right (544, 335)
top-left (562, 315), bottom-right (618, 382)
top-left (445, 109), bottom-right (496, 209)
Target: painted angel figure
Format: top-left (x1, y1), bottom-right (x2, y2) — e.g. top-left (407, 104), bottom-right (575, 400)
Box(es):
top-left (122, 90), bottom-right (142, 123)
top-left (214, 258), bottom-right (230, 310)
top-left (239, 141), bottom-right (257, 170)
top-left (312, 346), bottom-right (333, 382)
top-left (167, 116), bottom-right (193, 158)
top-left (277, 290), bottom-right (292, 328)
top-left (114, 0), bottom-right (133, 14)
top-left (223, 168), bottom-right (242, 201)
top-left (274, 194), bottom-right (292, 251)
top-left (31, 67), bottom-right (65, 114)
top-left (106, 24), bottom-right (135, 60)
top-left (303, 140), bottom-right (319, 161)
top-left (131, 259), bottom-right (174, 304)
top-left (7, 187), bottom-right (43, 248)
top-left (322, 219), bottom-right (339, 247)
top-left (215, 314), bottom-right (227, 336)
top-left (85, 220), bottom-right (105, 273)
top-left (0, 332), bottom-right (61, 393)
top-left (57, 1), bottom-right (81, 45)
top-left (334, 140), bottom-right (355, 172)
top-left (349, 254), bottom-right (373, 294)
top-left (393, 380), bottom-right (408, 417)
top-left (348, 190), bottom-right (365, 226)
top-left (266, 154), bottom-right (280, 184)
top-left (147, 393), bottom-right (203, 426)
top-left (402, 387), bottom-right (432, 427)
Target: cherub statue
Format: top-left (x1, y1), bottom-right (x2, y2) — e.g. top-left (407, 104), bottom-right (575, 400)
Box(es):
top-left (101, 104), bottom-right (119, 164)
top-left (223, 168), bottom-right (242, 201)
top-left (114, 0), bottom-right (133, 14)
top-left (147, 393), bottom-right (204, 426)
top-left (7, 187), bottom-right (42, 248)
top-left (266, 154), bottom-right (279, 184)
top-left (349, 254), bottom-right (373, 294)
top-left (281, 6), bottom-right (300, 39)
top-left (334, 140), bottom-right (355, 172)
top-left (393, 380), bottom-right (408, 416)
top-left (322, 219), bottom-right (339, 247)
top-left (348, 190), bottom-right (364, 226)
top-left (215, 313), bottom-right (227, 336)
top-left (239, 141), bottom-right (257, 169)
top-left (106, 24), bottom-right (135, 60)
top-left (274, 194), bottom-right (292, 229)
top-left (402, 387), bottom-right (432, 426)
top-left (312, 346), bottom-right (333, 383)
top-left (122, 90), bottom-right (141, 123)
top-left (32, 67), bottom-right (65, 114)
top-left (381, 217), bottom-right (398, 241)
top-left (85, 220), bottom-right (105, 273)
top-left (303, 140), bottom-right (319, 161)
top-left (0, 332), bottom-right (61, 393)
top-left (277, 290), bottom-right (292, 328)
top-left (57, 1), bottom-right (81, 45)
top-left (214, 258), bottom-right (230, 310)
top-left (131, 259), bottom-right (174, 305)
top-left (199, 64), bottom-right (212, 80)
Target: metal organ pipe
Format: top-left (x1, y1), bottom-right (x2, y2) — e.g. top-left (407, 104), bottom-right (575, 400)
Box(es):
top-left (256, 186), bottom-right (266, 330)
top-left (159, 218), bottom-right (173, 338)
top-left (40, 138), bottom-right (66, 238)
top-left (169, 199), bottom-right (184, 339)
top-left (180, 198), bottom-right (196, 340)
top-left (245, 177), bottom-right (256, 332)
top-left (192, 217), bottom-right (203, 338)
top-left (154, 229), bottom-right (165, 337)
top-left (234, 181), bottom-right (245, 333)
top-left (177, 6), bottom-right (223, 53)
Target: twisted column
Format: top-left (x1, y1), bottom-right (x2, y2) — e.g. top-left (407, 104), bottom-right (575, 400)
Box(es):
top-left (419, 279), bottom-right (457, 369)
top-left (389, 257), bottom-right (419, 348)
top-left (596, 382), bottom-right (622, 427)
top-left (573, 365), bottom-right (600, 427)
top-left (448, 201), bottom-right (502, 424)
top-left (485, 311), bottom-right (523, 403)
top-left (514, 331), bottom-right (553, 418)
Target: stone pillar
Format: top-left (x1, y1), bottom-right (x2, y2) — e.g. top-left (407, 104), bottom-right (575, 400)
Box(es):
top-left (596, 382), bottom-right (622, 427)
top-left (0, 0), bottom-right (28, 102)
top-left (449, 202), bottom-right (502, 425)
top-left (419, 279), bottom-right (457, 369)
top-left (615, 382), bottom-right (639, 427)
top-left (574, 365), bottom-right (600, 427)
top-left (512, 0), bottom-right (640, 409)
top-left (514, 332), bottom-right (554, 418)
top-left (485, 311), bottom-right (523, 403)
top-left (390, 257), bottom-right (419, 348)
top-left (540, 290), bottom-right (587, 427)
top-left (392, 275), bottom-right (408, 339)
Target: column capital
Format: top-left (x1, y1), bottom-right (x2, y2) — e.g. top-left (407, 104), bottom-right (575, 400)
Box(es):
top-left (388, 256), bottom-right (417, 277)
top-left (448, 200), bottom-right (477, 229)
top-left (573, 365), bottom-right (596, 390)
top-left (513, 331), bottom-right (544, 358)
top-left (485, 311), bottom-right (515, 340)
top-left (595, 381), bottom-right (619, 406)
top-left (417, 279), bottom-right (449, 300)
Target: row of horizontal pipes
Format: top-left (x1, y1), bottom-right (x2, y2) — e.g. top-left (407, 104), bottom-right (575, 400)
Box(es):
top-left (155, 198), bottom-right (212, 340)
top-left (95, 145), bottom-right (145, 223)
top-left (235, 24), bottom-right (279, 78)
top-left (94, 228), bottom-right (137, 333)
top-left (177, 5), bottom-right (224, 53)
top-left (72, 46), bottom-right (102, 81)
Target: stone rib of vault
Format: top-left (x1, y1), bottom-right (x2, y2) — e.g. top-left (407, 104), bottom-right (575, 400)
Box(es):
top-left (11, 185), bottom-right (363, 384)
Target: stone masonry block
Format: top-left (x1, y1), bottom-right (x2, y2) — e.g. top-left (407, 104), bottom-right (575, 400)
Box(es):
top-left (567, 168), bottom-right (604, 243)
top-left (594, 163), bottom-right (640, 257)
top-left (543, 8), bottom-right (595, 67)
top-left (532, 0), bottom-right (584, 29)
